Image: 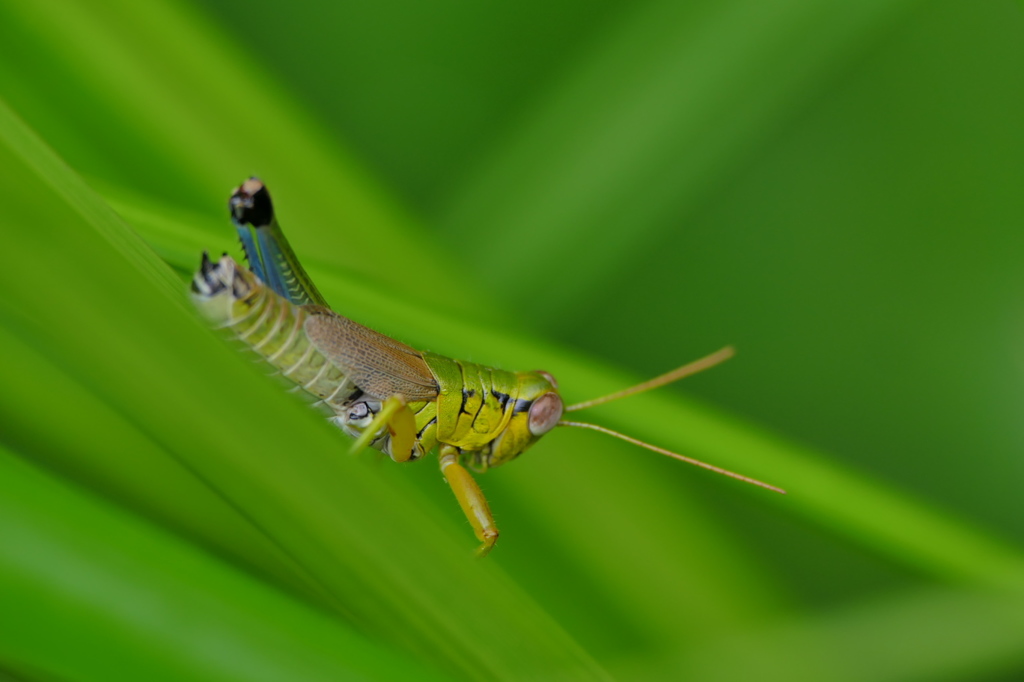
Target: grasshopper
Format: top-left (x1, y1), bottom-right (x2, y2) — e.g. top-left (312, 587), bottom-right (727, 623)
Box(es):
top-left (191, 179), bottom-right (783, 556)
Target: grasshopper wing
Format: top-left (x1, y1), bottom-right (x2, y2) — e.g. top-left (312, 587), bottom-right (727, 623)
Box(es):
top-left (304, 307), bottom-right (439, 401)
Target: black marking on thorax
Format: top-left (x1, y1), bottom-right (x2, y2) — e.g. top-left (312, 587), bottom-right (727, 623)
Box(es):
top-left (491, 390), bottom-right (511, 410)
top-left (417, 416), bottom-right (438, 438)
top-left (513, 398), bottom-right (532, 414)
top-left (460, 388), bottom-right (476, 415)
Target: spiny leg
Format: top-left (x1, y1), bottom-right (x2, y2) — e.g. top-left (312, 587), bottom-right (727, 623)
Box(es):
top-left (349, 394), bottom-right (417, 462)
top-left (439, 445), bottom-right (498, 557)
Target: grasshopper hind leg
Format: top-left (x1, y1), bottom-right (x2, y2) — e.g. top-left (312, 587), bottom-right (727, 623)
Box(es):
top-left (229, 178), bottom-right (328, 307)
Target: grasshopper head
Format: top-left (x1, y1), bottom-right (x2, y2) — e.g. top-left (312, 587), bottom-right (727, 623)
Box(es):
top-left (485, 370), bottom-right (563, 468)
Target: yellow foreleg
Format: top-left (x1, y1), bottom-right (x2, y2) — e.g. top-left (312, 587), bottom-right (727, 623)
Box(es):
top-left (349, 395), bottom-right (417, 462)
top-left (439, 445), bottom-right (499, 557)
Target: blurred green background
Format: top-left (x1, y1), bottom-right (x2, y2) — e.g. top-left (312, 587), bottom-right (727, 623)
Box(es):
top-left (1, 0), bottom-right (1024, 680)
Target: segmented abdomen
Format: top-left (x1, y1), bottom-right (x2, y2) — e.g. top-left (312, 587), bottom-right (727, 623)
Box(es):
top-left (233, 286), bottom-right (362, 408)
top-left (192, 256), bottom-right (361, 411)
top-left (191, 255), bottom-right (440, 460)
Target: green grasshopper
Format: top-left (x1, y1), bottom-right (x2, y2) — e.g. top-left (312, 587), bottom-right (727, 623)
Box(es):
top-left (191, 178), bottom-right (784, 556)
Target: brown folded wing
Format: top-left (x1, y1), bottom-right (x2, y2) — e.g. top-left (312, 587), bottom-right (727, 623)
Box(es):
top-left (303, 307), bottom-right (440, 401)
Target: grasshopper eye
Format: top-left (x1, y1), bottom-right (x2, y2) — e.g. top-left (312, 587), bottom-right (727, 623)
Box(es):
top-left (528, 392), bottom-right (563, 436)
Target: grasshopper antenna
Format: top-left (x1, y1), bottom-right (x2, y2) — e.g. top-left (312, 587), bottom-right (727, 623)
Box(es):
top-left (564, 346), bottom-right (735, 412)
top-left (560, 345), bottom-right (786, 494)
top-left (557, 421), bottom-right (785, 493)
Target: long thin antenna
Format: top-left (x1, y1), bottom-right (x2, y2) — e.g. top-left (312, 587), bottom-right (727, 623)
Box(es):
top-left (558, 420), bottom-right (786, 494)
top-left (565, 346), bottom-right (735, 413)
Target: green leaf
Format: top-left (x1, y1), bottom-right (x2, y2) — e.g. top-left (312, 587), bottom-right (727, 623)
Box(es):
top-left (0, 448), bottom-right (450, 682)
